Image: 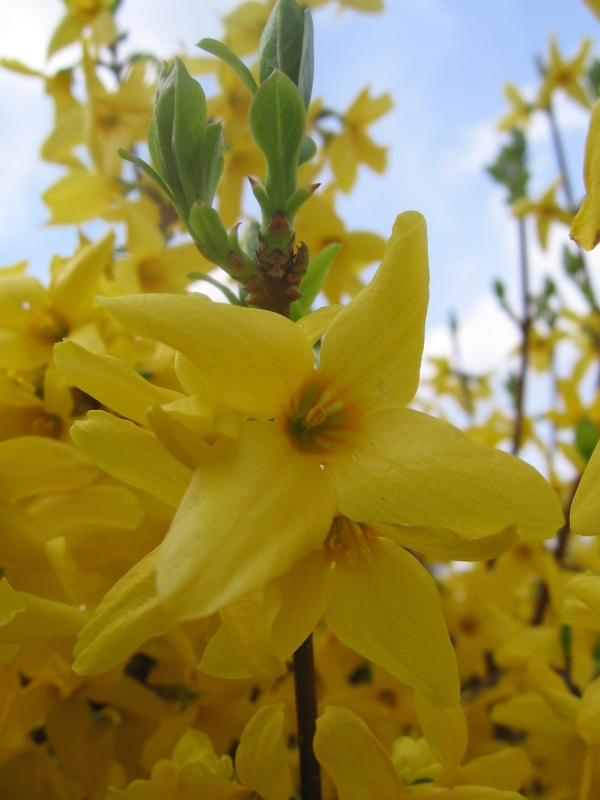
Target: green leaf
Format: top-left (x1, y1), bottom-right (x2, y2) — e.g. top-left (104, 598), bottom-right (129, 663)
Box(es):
top-left (172, 57), bottom-right (207, 210)
top-left (277, 0), bottom-right (305, 85)
top-left (290, 242), bottom-right (341, 320)
top-left (118, 148), bottom-right (179, 210)
top-left (244, 221), bottom-right (261, 258)
top-left (152, 61), bottom-right (185, 206)
top-left (249, 70), bottom-right (306, 210)
top-left (199, 122), bottom-right (224, 206)
top-left (258, 0), bottom-right (280, 84)
top-left (575, 417), bottom-right (600, 463)
top-left (298, 133), bottom-right (317, 166)
top-left (283, 183), bottom-right (317, 223)
top-left (298, 9), bottom-right (314, 110)
top-left (187, 273), bottom-right (247, 306)
top-left (197, 38), bottom-right (258, 96)
top-left (486, 129), bottom-right (529, 205)
top-left (188, 203), bottom-right (231, 268)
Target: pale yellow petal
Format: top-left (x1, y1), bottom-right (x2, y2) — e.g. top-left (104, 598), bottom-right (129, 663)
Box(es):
top-left (566, 572), bottom-right (600, 614)
top-left (414, 694), bottom-right (467, 774)
top-left (296, 305), bottom-right (342, 346)
top-left (571, 443), bottom-right (600, 535)
top-left (0, 578), bottom-right (26, 626)
top-left (329, 409), bottom-right (563, 540)
top-left (71, 411), bottom-right (192, 507)
top-left (375, 522), bottom-right (518, 561)
top-left (235, 705), bottom-right (293, 800)
top-left (0, 436), bottom-right (99, 502)
top-left (101, 294), bottom-right (315, 419)
top-left (453, 749), bottom-right (532, 792)
top-left (326, 534), bottom-right (460, 709)
top-left (320, 211), bottom-right (428, 413)
top-left (219, 585), bottom-right (286, 680)
top-left (50, 230), bottom-right (114, 327)
top-left (199, 624), bottom-right (251, 679)
top-left (571, 99), bottom-right (600, 250)
top-left (0, 588), bottom-right (87, 644)
top-left (73, 548), bottom-right (179, 675)
top-left (313, 706), bottom-right (407, 800)
top-left (55, 339), bottom-right (184, 425)
top-left (157, 421), bottom-right (336, 619)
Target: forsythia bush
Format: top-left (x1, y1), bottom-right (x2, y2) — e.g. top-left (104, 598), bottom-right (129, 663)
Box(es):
top-left (3, 0), bottom-right (600, 798)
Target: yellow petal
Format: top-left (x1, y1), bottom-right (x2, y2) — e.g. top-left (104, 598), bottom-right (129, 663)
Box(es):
top-left (50, 230), bottom-right (114, 327)
top-left (157, 421), bottom-right (336, 619)
top-left (313, 706), bottom-right (407, 800)
top-left (71, 411), bottom-right (192, 507)
top-left (55, 339), bottom-right (184, 425)
top-left (578, 676), bottom-right (600, 744)
top-left (43, 170), bottom-right (115, 225)
top-left (326, 533), bottom-right (460, 709)
top-left (270, 550), bottom-right (331, 659)
top-left (73, 548), bottom-right (179, 675)
top-left (571, 443), bottom-right (600, 535)
top-left (0, 436), bottom-right (99, 502)
top-left (219, 585), bottom-right (286, 680)
top-left (320, 211), bottom-right (428, 413)
top-left (296, 305), bottom-right (342, 346)
top-left (414, 694), bottom-right (467, 774)
top-left (571, 99), bottom-right (600, 250)
top-left (0, 587), bottom-right (87, 644)
top-left (235, 705), bottom-right (293, 800)
top-left (109, 779), bottom-right (249, 798)
top-left (0, 578), bottom-right (26, 626)
top-left (566, 572), bottom-right (600, 614)
top-left (101, 294), bottom-right (315, 419)
top-left (329, 409), bottom-right (563, 540)
top-left (199, 624), bottom-right (251, 679)
top-left (375, 522), bottom-right (518, 561)
top-left (454, 748), bottom-right (532, 792)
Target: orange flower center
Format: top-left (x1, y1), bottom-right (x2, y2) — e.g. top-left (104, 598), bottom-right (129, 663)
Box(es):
top-left (284, 381), bottom-right (350, 455)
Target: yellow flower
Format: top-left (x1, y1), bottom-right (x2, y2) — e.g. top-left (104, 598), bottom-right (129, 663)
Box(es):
top-left (313, 705), bottom-right (529, 797)
top-left (583, 0), bottom-right (600, 22)
top-left (83, 54), bottom-right (154, 178)
top-left (538, 36), bottom-right (593, 111)
top-left (512, 179), bottom-right (574, 250)
top-left (498, 84), bottom-right (534, 131)
top-left (572, 442), bottom-right (600, 536)
top-left (48, 0), bottom-right (119, 58)
top-left (571, 99), bottom-right (600, 250)
top-left (325, 87), bottom-right (392, 192)
top-left (109, 705), bottom-right (292, 800)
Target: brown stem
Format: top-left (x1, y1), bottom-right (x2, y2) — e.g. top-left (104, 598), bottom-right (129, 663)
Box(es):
top-left (529, 475), bottom-right (581, 624)
top-left (293, 635), bottom-right (321, 800)
top-left (512, 217), bottom-right (531, 455)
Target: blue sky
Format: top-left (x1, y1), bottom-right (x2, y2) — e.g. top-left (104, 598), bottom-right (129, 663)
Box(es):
top-left (1, 0), bottom-right (599, 376)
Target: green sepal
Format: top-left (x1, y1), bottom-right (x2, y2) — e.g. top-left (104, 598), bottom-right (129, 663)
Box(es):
top-left (249, 70), bottom-right (305, 211)
top-left (249, 179), bottom-right (272, 225)
top-left (197, 38), bottom-right (258, 96)
top-left (290, 242), bottom-right (341, 320)
top-left (244, 221), bottom-right (261, 259)
top-left (283, 183), bottom-right (317, 223)
top-left (299, 133), bottom-right (317, 166)
top-left (172, 57), bottom-right (207, 211)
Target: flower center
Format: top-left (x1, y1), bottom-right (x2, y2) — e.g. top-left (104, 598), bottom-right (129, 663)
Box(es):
top-left (284, 381), bottom-right (350, 455)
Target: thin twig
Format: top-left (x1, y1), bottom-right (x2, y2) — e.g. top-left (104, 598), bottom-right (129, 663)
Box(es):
top-left (293, 635), bottom-right (322, 800)
top-left (512, 217), bottom-right (532, 455)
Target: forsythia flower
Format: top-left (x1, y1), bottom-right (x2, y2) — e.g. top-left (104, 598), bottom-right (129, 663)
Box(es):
top-left (538, 36), bottom-right (593, 110)
top-left (512, 179), bottom-right (574, 249)
top-left (57, 212), bottom-right (561, 710)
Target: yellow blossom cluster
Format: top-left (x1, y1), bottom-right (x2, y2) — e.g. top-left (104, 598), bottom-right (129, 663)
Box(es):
top-left (2, 1), bottom-right (600, 800)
